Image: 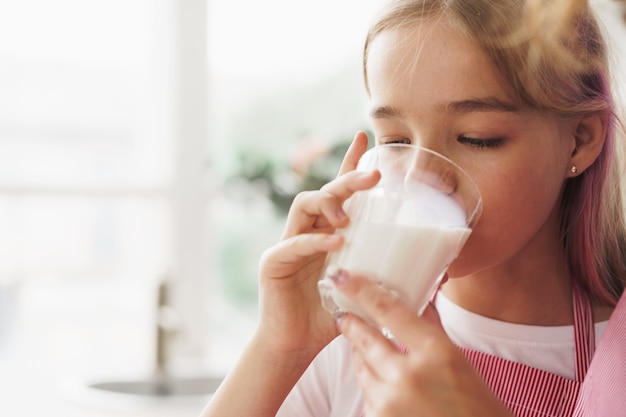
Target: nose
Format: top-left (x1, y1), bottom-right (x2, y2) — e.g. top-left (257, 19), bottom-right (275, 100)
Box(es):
top-left (405, 148), bottom-right (458, 196)
top-left (412, 133), bottom-right (450, 160)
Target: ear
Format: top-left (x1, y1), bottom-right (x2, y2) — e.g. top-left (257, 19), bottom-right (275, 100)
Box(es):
top-left (567, 111), bottom-right (607, 177)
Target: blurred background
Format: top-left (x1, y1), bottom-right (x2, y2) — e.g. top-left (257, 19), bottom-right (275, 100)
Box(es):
top-left (0, 0), bottom-right (624, 416)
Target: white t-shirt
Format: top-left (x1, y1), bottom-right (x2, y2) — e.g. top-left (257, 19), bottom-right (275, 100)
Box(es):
top-left (276, 292), bottom-right (608, 417)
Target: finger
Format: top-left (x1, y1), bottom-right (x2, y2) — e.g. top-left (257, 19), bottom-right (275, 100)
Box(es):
top-left (261, 233), bottom-right (343, 278)
top-left (319, 169), bottom-right (380, 202)
top-left (282, 189), bottom-right (349, 239)
top-left (337, 312), bottom-right (402, 380)
top-left (282, 170), bottom-right (380, 237)
top-left (350, 349), bottom-right (382, 415)
top-left (312, 170), bottom-right (380, 229)
top-left (329, 269), bottom-right (439, 346)
top-left (338, 131), bottom-right (369, 176)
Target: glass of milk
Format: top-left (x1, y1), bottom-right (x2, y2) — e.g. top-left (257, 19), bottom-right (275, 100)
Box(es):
top-left (317, 144), bottom-right (482, 325)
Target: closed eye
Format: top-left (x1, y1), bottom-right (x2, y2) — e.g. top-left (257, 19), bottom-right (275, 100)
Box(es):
top-left (458, 136), bottom-right (503, 149)
top-left (379, 138), bottom-right (412, 145)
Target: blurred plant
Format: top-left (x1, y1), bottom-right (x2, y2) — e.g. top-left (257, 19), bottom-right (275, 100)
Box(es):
top-left (217, 131), bottom-right (373, 304)
top-left (226, 131), bottom-right (373, 216)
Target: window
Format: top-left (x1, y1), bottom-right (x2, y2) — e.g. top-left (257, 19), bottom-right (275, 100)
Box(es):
top-left (0, 0), bottom-right (387, 400)
top-left (0, 1), bottom-right (204, 411)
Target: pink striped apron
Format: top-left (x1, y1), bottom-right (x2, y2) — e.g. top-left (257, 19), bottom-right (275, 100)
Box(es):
top-left (573, 288), bottom-right (626, 416)
top-left (458, 283), bottom-right (595, 417)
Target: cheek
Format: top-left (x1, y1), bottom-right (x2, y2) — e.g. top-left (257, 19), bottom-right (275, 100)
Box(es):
top-left (449, 168), bottom-right (564, 276)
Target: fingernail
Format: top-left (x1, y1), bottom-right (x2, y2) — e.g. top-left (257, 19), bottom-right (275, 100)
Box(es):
top-left (326, 265), bottom-right (348, 285)
top-left (336, 208), bottom-right (347, 221)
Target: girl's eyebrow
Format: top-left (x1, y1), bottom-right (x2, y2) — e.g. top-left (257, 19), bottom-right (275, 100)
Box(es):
top-left (443, 97), bottom-right (520, 114)
top-left (369, 105), bottom-right (404, 119)
top-left (369, 97), bottom-right (520, 120)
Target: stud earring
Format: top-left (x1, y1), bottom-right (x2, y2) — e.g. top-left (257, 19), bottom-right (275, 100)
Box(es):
top-left (571, 166), bottom-right (578, 174)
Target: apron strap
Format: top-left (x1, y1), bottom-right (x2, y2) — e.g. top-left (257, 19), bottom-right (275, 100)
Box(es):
top-left (573, 281), bottom-right (596, 382)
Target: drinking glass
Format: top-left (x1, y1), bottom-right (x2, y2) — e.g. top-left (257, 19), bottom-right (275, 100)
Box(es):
top-left (317, 144), bottom-right (482, 324)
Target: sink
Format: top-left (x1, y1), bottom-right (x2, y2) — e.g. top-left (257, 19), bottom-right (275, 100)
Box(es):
top-left (66, 374), bottom-right (224, 412)
top-left (65, 280), bottom-right (226, 412)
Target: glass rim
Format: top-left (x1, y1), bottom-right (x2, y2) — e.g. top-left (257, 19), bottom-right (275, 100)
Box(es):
top-left (360, 143), bottom-right (483, 227)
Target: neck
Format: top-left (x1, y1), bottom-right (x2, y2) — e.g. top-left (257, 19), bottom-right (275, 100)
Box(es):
top-left (442, 239), bottom-right (573, 326)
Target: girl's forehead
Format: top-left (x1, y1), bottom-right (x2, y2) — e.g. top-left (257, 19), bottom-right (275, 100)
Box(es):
top-left (366, 22), bottom-right (511, 104)
top-left (367, 20), bottom-right (479, 69)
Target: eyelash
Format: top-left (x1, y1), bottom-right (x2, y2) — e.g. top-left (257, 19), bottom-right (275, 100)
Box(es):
top-left (382, 138), bottom-right (412, 145)
top-left (381, 137), bottom-right (503, 149)
top-left (458, 136), bottom-right (503, 149)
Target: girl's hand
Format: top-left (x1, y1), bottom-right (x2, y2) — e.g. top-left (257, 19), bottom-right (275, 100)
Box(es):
top-left (332, 270), bottom-right (514, 417)
top-left (255, 131), bottom-right (380, 359)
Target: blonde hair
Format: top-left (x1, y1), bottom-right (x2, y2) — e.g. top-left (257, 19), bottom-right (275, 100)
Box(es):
top-left (363, 0), bottom-right (626, 305)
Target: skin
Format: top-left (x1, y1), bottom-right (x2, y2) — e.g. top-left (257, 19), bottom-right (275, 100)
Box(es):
top-left (202, 16), bottom-right (612, 417)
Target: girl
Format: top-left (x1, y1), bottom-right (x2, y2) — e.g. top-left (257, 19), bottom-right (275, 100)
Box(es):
top-left (201, 0), bottom-right (626, 416)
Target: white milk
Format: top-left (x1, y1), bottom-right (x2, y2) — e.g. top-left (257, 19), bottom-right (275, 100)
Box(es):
top-left (321, 186), bottom-right (471, 323)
